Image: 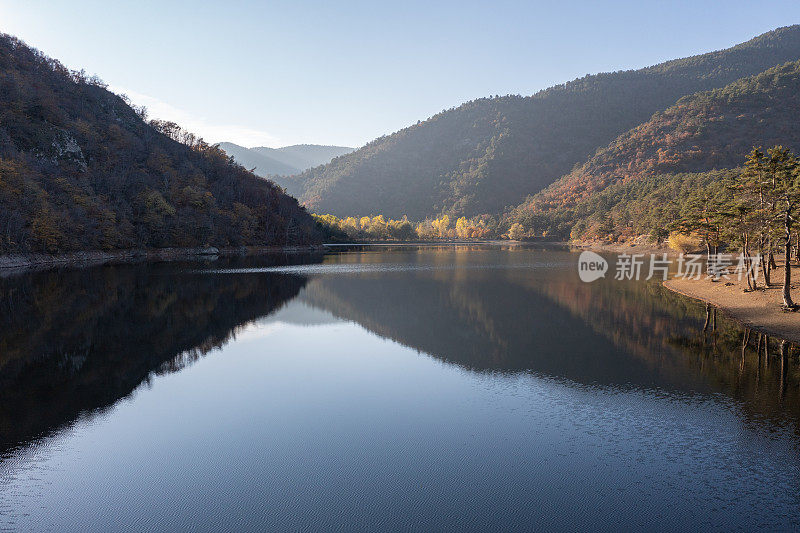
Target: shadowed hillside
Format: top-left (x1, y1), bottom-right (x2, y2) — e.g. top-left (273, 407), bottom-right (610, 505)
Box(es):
top-left (0, 34), bottom-right (320, 254)
top-left (281, 26), bottom-right (800, 220)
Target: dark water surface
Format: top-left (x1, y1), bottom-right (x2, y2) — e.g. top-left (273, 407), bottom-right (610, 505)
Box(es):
top-left (1, 245), bottom-right (799, 531)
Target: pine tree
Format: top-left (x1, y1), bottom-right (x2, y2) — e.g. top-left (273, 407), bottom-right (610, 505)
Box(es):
top-left (764, 147), bottom-right (800, 308)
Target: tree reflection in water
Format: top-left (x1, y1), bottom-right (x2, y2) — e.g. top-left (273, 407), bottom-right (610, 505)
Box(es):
top-left (2, 245), bottom-right (799, 456)
top-left (0, 254), bottom-right (322, 454)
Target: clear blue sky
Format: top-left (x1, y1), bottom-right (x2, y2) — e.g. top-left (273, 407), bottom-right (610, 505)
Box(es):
top-left (1, 0), bottom-right (799, 148)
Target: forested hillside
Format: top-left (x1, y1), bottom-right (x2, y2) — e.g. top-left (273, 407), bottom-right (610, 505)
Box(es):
top-left (507, 60), bottom-right (800, 240)
top-left (283, 25), bottom-right (800, 220)
top-left (0, 34), bottom-right (320, 254)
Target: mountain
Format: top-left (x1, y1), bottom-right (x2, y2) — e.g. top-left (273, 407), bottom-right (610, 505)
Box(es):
top-left (507, 60), bottom-right (800, 239)
top-left (280, 25), bottom-right (800, 220)
top-left (219, 143), bottom-right (353, 176)
top-left (254, 144), bottom-right (353, 172)
top-left (217, 142), bottom-right (300, 176)
top-left (0, 34), bottom-right (320, 254)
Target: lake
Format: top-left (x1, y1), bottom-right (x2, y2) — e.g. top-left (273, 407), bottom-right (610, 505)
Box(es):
top-left (1, 244), bottom-right (799, 531)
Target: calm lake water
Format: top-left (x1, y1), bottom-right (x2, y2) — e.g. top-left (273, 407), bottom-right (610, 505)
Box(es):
top-left (1, 245), bottom-right (799, 531)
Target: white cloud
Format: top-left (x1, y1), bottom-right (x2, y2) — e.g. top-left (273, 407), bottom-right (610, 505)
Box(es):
top-left (108, 85), bottom-right (283, 148)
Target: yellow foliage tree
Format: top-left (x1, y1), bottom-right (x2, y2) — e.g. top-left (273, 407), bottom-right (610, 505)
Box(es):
top-left (455, 217), bottom-right (470, 239)
top-left (506, 223), bottom-right (525, 240)
top-left (432, 215), bottom-right (450, 238)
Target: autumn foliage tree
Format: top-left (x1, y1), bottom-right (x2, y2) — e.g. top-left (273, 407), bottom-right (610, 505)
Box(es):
top-left (0, 33), bottom-right (320, 254)
top-left (313, 213), bottom-right (500, 242)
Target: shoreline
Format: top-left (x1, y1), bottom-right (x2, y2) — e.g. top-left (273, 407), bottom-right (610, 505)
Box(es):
top-left (570, 239), bottom-right (800, 344)
top-left (0, 239), bottom-right (609, 274)
top-left (664, 271), bottom-right (800, 344)
top-left (323, 239), bottom-right (571, 246)
top-left (0, 244), bottom-right (327, 276)
top-left (570, 240), bottom-right (674, 255)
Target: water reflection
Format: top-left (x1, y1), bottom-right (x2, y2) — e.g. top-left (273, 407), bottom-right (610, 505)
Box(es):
top-left (297, 246), bottom-right (800, 431)
top-left (1, 245), bottom-right (798, 457)
top-left (0, 253), bottom-right (323, 454)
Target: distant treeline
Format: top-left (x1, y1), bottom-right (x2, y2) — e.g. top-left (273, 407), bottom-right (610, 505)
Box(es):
top-left (313, 213), bottom-right (522, 241)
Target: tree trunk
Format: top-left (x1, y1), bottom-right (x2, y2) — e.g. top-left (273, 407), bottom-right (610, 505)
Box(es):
top-left (765, 247), bottom-right (773, 286)
top-left (783, 211), bottom-right (795, 308)
top-left (743, 233), bottom-right (756, 290)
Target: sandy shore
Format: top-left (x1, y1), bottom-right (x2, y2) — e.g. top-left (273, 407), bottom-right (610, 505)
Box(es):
top-left (571, 240), bottom-right (673, 255)
top-left (664, 265), bottom-right (800, 343)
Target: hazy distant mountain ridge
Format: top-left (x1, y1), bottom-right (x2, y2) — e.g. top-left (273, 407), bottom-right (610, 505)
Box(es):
top-left (255, 144), bottom-right (354, 172)
top-left (284, 25), bottom-right (800, 220)
top-left (218, 142), bottom-right (299, 176)
top-left (219, 142), bottom-right (353, 177)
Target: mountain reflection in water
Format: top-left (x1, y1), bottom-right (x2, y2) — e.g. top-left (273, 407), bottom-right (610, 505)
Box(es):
top-left (297, 247), bottom-right (800, 430)
top-left (1, 246), bottom-right (798, 477)
top-left (2, 245), bottom-right (800, 531)
top-left (0, 254), bottom-right (321, 454)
